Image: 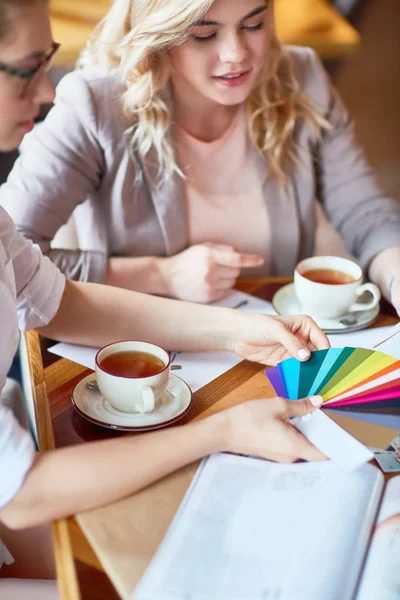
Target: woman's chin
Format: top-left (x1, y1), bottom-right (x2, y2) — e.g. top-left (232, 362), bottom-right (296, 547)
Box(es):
top-left (0, 130), bottom-right (24, 152)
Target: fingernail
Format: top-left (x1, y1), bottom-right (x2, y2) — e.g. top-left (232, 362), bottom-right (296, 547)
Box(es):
top-left (297, 348), bottom-right (310, 360)
top-left (309, 395), bottom-right (323, 407)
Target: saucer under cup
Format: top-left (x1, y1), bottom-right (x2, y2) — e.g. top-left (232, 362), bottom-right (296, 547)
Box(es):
top-left (72, 373), bottom-right (192, 431)
top-left (273, 283), bottom-right (379, 333)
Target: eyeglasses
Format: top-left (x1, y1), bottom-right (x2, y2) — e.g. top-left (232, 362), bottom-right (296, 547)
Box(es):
top-left (0, 42), bottom-right (60, 99)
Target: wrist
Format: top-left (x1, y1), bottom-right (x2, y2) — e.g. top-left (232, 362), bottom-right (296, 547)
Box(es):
top-left (212, 308), bottom-right (249, 353)
top-left (201, 410), bottom-right (231, 454)
top-left (150, 256), bottom-right (171, 295)
top-left (180, 410), bottom-right (228, 461)
top-left (154, 256), bottom-right (174, 297)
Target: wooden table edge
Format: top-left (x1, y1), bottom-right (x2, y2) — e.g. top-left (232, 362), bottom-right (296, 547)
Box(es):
top-left (25, 330), bottom-right (81, 600)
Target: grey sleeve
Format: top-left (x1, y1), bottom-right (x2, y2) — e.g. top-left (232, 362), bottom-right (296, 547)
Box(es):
top-left (0, 72), bottom-right (108, 283)
top-left (310, 51), bottom-right (400, 269)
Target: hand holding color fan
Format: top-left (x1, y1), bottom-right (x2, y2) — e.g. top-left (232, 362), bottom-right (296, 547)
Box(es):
top-left (265, 347), bottom-right (400, 412)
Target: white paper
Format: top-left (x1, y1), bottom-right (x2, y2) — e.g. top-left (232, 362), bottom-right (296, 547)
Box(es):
top-left (133, 455), bottom-right (383, 600)
top-left (291, 409), bottom-right (373, 471)
top-left (48, 291), bottom-right (275, 393)
top-left (372, 322), bottom-right (400, 359)
top-left (356, 476), bottom-right (400, 600)
top-left (328, 326), bottom-right (394, 350)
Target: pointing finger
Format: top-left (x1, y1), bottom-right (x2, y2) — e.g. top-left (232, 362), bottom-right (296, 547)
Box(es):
top-left (213, 249), bottom-right (265, 268)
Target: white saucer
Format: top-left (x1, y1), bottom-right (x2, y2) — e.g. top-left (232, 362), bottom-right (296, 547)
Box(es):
top-left (272, 283), bottom-right (380, 334)
top-left (71, 373), bottom-right (192, 431)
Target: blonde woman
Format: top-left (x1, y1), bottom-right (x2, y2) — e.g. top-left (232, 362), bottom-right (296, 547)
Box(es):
top-left (1, 0), bottom-right (400, 310)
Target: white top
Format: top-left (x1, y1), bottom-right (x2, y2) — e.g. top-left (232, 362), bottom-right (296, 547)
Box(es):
top-left (0, 206), bottom-right (65, 510)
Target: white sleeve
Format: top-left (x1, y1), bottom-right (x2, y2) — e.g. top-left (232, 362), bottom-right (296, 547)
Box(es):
top-left (0, 206), bottom-right (65, 331)
top-left (0, 405), bottom-right (35, 508)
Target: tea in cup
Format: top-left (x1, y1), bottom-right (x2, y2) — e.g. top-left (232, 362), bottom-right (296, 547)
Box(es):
top-left (294, 256), bottom-right (380, 319)
top-left (95, 341), bottom-right (170, 413)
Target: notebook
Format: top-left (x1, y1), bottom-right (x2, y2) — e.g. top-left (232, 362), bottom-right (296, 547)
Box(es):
top-left (133, 454), bottom-right (400, 600)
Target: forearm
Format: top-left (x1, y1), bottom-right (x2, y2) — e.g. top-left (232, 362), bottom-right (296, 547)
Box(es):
top-left (368, 246), bottom-right (400, 301)
top-left (40, 280), bottom-right (240, 352)
top-left (0, 414), bottom-right (226, 529)
top-left (105, 256), bottom-right (169, 295)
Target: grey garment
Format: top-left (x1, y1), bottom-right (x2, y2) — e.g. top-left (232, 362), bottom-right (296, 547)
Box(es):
top-left (1, 46), bottom-right (400, 281)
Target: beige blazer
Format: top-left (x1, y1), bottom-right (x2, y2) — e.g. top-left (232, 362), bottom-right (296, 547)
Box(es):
top-left (1, 46), bottom-right (400, 281)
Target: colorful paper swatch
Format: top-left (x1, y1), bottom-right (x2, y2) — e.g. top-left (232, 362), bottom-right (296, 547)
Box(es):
top-left (265, 347), bottom-right (400, 413)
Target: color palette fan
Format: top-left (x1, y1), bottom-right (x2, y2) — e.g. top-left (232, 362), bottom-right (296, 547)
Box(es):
top-left (265, 347), bottom-right (400, 412)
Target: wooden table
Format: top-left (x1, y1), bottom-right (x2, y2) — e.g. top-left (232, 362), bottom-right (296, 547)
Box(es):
top-left (50, 0), bottom-right (360, 68)
top-left (25, 277), bottom-right (398, 600)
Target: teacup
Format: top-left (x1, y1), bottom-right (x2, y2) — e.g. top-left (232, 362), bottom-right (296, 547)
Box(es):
top-left (95, 341), bottom-right (170, 413)
top-left (294, 256), bottom-right (381, 319)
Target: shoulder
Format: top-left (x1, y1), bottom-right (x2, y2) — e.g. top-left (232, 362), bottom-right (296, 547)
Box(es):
top-left (57, 67), bottom-right (124, 99)
top-left (54, 67), bottom-right (127, 134)
top-left (284, 45), bottom-right (332, 109)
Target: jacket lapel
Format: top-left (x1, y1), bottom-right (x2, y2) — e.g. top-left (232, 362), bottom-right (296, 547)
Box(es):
top-left (264, 172), bottom-right (302, 275)
top-left (140, 144), bottom-right (189, 256)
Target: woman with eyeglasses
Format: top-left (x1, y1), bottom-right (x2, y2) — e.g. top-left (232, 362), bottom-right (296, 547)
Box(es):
top-left (0, 1), bottom-right (329, 596)
top-left (1, 0), bottom-right (400, 313)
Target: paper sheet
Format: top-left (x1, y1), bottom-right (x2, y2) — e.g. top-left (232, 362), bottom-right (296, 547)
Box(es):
top-left (372, 322), bottom-right (400, 359)
top-left (133, 455), bottom-right (383, 600)
top-left (356, 476), bottom-right (400, 600)
top-left (291, 409), bottom-right (373, 470)
top-left (328, 326), bottom-right (394, 350)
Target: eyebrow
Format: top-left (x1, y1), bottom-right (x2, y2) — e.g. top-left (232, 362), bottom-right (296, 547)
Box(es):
top-left (195, 4), bottom-right (267, 27)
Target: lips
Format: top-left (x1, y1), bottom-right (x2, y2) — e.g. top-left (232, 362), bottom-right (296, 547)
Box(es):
top-left (213, 70), bottom-right (250, 87)
top-left (215, 70), bottom-right (249, 80)
top-left (18, 120), bottom-right (35, 132)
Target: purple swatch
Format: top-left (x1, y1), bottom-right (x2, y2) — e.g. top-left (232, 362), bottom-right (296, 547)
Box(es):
top-left (265, 366), bottom-right (288, 398)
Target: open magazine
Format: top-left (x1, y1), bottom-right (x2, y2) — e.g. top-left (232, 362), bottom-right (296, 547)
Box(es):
top-left (133, 454), bottom-right (400, 600)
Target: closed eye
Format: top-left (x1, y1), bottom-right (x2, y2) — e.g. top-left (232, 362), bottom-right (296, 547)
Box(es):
top-left (192, 21), bottom-right (264, 42)
top-left (243, 21), bottom-right (264, 32)
top-left (192, 32), bottom-right (217, 42)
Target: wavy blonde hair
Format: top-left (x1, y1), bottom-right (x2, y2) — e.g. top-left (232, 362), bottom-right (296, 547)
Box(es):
top-left (79, 0), bottom-right (328, 186)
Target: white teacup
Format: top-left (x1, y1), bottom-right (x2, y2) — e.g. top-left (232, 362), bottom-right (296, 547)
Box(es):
top-left (95, 341), bottom-right (170, 414)
top-left (294, 256), bottom-right (380, 319)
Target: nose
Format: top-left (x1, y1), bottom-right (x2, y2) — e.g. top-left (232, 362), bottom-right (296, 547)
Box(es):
top-left (218, 31), bottom-right (249, 65)
top-left (33, 73), bottom-right (56, 105)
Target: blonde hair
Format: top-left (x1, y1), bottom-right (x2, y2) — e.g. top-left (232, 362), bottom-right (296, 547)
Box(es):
top-left (79, 0), bottom-right (328, 186)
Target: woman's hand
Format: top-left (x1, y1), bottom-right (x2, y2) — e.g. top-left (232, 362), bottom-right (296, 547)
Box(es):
top-left (159, 243), bottom-right (264, 302)
top-left (231, 313), bottom-right (330, 365)
top-left (221, 395), bottom-right (326, 463)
